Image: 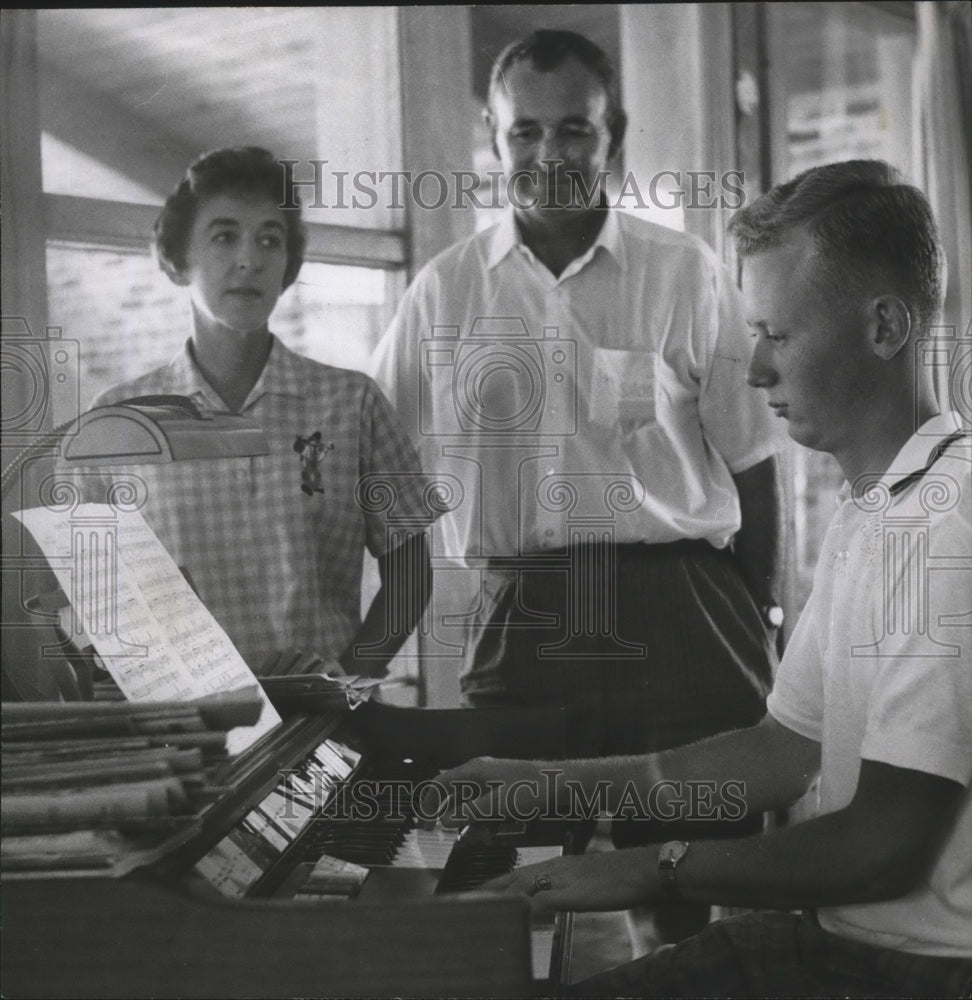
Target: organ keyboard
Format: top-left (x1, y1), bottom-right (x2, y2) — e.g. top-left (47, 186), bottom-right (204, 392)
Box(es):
top-left (3, 695), bottom-right (584, 998)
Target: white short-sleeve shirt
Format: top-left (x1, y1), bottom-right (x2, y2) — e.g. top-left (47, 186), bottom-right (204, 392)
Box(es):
top-left (768, 414), bottom-right (972, 957)
top-left (371, 210), bottom-right (782, 561)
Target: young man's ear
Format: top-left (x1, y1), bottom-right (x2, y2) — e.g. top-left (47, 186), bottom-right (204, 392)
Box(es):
top-left (868, 295), bottom-right (912, 360)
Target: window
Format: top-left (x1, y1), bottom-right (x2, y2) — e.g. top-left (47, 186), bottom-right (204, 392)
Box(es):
top-left (47, 245), bottom-right (403, 408)
top-left (766, 1), bottom-right (918, 612)
top-left (36, 7), bottom-right (407, 400)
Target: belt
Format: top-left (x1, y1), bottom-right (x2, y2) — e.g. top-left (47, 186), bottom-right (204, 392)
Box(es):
top-left (483, 538), bottom-right (721, 571)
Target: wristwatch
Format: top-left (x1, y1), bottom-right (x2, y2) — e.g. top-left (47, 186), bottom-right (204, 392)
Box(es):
top-left (762, 604), bottom-right (785, 629)
top-left (657, 840), bottom-right (690, 896)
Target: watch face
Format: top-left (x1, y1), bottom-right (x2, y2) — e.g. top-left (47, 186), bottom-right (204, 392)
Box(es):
top-left (660, 840), bottom-right (689, 866)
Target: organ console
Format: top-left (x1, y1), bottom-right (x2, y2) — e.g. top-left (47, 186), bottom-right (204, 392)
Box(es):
top-left (2, 692), bottom-right (585, 999)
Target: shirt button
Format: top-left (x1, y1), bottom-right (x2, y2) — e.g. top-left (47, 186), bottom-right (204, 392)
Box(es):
top-left (544, 529), bottom-right (555, 537)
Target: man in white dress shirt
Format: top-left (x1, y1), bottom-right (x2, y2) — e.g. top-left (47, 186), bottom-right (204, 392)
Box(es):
top-left (371, 29), bottom-right (784, 939)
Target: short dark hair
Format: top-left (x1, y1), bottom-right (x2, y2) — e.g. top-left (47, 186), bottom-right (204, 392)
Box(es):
top-left (154, 146), bottom-right (305, 291)
top-left (488, 29), bottom-right (623, 128)
top-left (729, 159), bottom-right (944, 332)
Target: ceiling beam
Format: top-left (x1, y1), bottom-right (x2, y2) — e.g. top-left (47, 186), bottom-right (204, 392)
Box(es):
top-left (38, 59), bottom-right (198, 199)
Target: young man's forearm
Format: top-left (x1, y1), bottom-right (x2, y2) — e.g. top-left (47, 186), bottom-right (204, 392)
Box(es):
top-left (449, 715), bottom-right (819, 823)
top-left (503, 761), bottom-right (963, 916)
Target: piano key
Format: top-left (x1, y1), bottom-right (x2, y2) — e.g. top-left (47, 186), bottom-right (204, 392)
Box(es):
top-left (390, 827), bottom-right (461, 869)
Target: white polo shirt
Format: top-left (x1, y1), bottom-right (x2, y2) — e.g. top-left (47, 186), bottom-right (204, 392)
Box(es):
top-left (371, 209), bottom-right (781, 561)
top-left (768, 413), bottom-right (972, 957)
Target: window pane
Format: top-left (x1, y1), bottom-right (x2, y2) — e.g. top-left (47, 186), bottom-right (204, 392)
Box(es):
top-left (37, 7), bottom-right (403, 230)
top-left (46, 245), bottom-right (401, 409)
top-left (767, 2), bottom-right (917, 612)
top-left (770, 3), bottom-right (915, 182)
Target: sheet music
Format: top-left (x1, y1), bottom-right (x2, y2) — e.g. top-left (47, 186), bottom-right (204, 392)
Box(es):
top-left (15, 504), bottom-right (280, 755)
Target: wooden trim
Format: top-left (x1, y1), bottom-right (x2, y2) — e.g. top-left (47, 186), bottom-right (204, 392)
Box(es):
top-left (1, 10), bottom-right (61, 702)
top-left (44, 194), bottom-right (408, 268)
top-left (695, 2), bottom-right (738, 262)
top-left (398, 6), bottom-right (475, 278)
top-left (304, 223), bottom-right (407, 269)
top-left (45, 195), bottom-right (161, 253)
top-left (2, 11), bottom-right (49, 329)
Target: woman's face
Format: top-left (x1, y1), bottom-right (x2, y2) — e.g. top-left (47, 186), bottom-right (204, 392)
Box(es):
top-left (175, 193), bottom-right (290, 335)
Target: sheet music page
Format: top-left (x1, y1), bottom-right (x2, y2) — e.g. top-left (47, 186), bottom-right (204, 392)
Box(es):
top-left (15, 503), bottom-right (281, 755)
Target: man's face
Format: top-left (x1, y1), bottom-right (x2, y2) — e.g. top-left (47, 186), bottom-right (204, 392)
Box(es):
top-left (176, 193), bottom-right (289, 335)
top-left (743, 229), bottom-right (876, 456)
top-left (488, 56), bottom-right (620, 221)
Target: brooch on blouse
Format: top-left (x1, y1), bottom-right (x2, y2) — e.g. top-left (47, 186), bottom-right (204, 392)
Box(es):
top-left (293, 431), bottom-right (334, 496)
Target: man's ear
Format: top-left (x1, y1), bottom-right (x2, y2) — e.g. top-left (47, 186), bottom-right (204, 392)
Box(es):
top-left (868, 294), bottom-right (911, 360)
top-left (608, 109), bottom-right (628, 162)
top-left (483, 106), bottom-right (500, 161)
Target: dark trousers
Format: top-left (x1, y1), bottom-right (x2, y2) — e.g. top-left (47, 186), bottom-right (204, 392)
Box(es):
top-left (569, 911), bottom-right (972, 999)
top-left (461, 540), bottom-right (775, 843)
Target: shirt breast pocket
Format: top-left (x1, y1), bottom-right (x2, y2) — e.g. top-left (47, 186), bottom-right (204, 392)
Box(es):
top-left (589, 347), bottom-right (657, 434)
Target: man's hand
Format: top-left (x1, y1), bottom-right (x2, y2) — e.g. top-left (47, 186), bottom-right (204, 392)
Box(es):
top-left (420, 757), bottom-right (551, 828)
top-left (481, 849), bottom-right (655, 915)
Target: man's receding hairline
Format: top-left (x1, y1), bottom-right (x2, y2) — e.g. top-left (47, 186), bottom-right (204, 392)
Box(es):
top-left (488, 51), bottom-right (616, 113)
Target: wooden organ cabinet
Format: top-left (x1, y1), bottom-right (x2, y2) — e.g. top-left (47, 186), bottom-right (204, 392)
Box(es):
top-left (2, 695), bottom-right (584, 998)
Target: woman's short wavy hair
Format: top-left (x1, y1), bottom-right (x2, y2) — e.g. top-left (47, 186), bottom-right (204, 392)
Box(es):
top-left (154, 146), bottom-right (305, 291)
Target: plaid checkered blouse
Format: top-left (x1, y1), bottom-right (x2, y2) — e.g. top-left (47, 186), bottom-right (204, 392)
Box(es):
top-left (87, 337), bottom-right (437, 672)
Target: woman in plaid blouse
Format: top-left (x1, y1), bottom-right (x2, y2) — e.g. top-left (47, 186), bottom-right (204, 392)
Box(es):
top-left (91, 147), bottom-right (437, 679)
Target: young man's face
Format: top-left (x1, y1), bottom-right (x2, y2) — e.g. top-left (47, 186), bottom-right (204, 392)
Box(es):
top-left (743, 229), bottom-right (876, 457)
top-left (488, 55), bottom-right (620, 222)
top-left (176, 193), bottom-right (289, 335)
